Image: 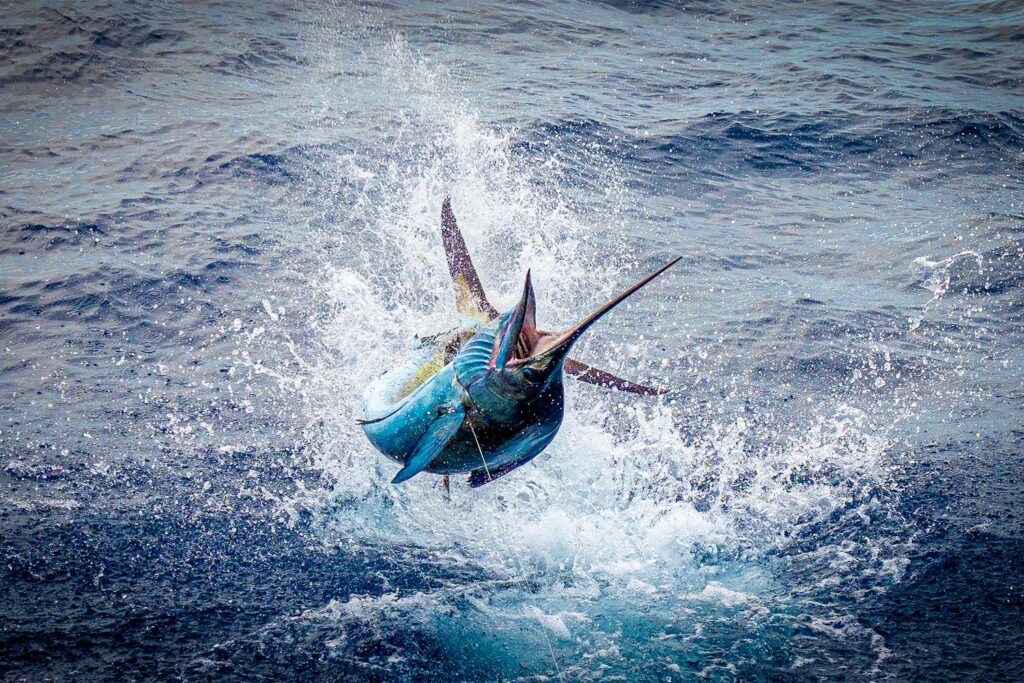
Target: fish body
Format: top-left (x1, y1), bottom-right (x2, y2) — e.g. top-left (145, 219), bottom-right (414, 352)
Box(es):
top-left (359, 199), bottom-right (677, 486)
top-left (361, 311), bottom-right (563, 482)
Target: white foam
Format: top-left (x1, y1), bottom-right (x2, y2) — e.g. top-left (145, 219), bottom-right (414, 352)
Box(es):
top-left (246, 35), bottom-right (909, 671)
top-left (687, 582), bottom-right (754, 608)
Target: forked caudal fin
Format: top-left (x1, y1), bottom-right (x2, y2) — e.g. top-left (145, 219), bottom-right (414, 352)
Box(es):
top-left (442, 197), bottom-right (498, 320)
top-left (563, 358), bottom-right (667, 396)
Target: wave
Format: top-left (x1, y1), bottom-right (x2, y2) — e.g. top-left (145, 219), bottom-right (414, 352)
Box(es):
top-left (0, 5), bottom-right (304, 88)
top-left (0, 245), bottom-right (254, 334)
top-left (911, 238), bottom-right (1024, 300)
top-left (515, 109), bottom-right (1024, 180)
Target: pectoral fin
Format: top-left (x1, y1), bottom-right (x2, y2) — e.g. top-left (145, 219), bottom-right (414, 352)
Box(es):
top-left (564, 358), bottom-right (667, 396)
top-left (391, 408), bottom-right (465, 484)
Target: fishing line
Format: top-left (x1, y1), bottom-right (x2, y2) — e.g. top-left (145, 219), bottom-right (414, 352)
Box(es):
top-left (466, 419), bottom-right (563, 681)
top-left (467, 420), bottom-right (491, 482)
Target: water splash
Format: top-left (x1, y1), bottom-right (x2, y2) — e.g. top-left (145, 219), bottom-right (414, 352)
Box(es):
top-left (245, 35), bottom-right (911, 678)
top-left (911, 249), bottom-right (985, 308)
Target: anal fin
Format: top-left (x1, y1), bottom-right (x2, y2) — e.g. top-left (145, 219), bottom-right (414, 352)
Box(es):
top-left (392, 408), bottom-right (465, 484)
top-left (468, 457), bottom-right (533, 488)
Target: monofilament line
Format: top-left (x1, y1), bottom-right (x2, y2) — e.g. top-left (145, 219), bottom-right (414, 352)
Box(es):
top-left (467, 420), bottom-right (491, 482)
top-left (466, 419), bottom-right (562, 680)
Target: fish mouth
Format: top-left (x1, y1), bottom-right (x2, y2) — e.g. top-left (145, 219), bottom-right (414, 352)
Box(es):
top-left (489, 270), bottom-right (537, 370)
top-left (497, 258), bottom-right (681, 369)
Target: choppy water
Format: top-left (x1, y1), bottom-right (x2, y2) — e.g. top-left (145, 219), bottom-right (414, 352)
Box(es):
top-left (2, 1), bottom-right (1023, 680)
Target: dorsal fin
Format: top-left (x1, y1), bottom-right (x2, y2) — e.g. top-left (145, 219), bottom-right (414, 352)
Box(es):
top-left (442, 198), bottom-right (498, 321)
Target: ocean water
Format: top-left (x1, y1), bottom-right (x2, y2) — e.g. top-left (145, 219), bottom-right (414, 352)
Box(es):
top-left (2, 1), bottom-right (1022, 680)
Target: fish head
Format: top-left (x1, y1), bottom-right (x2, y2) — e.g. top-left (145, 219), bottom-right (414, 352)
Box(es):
top-left (487, 257), bottom-right (681, 400)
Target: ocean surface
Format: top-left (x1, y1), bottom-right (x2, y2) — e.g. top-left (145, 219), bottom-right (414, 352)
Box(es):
top-left (2, 1), bottom-right (1023, 680)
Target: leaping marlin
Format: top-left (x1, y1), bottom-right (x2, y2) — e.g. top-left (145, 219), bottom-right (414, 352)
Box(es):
top-left (360, 198), bottom-right (679, 487)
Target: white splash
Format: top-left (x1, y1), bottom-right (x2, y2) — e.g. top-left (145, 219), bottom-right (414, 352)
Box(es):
top-left (252, 34), bottom-right (908, 677)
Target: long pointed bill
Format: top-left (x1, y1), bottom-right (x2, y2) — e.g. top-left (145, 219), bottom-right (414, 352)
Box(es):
top-left (491, 270), bottom-right (537, 369)
top-left (521, 256), bottom-right (681, 365)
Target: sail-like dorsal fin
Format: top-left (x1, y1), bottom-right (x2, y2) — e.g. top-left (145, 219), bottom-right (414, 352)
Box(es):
top-left (442, 197), bottom-right (498, 321)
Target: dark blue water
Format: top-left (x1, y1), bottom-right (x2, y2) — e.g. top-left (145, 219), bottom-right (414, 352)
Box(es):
top-left (2, 1), bottom-right (1023, 680)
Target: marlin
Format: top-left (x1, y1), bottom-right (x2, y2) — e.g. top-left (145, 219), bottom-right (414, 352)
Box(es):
top-left (360, 198), bottom-right (679, 487)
